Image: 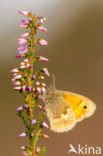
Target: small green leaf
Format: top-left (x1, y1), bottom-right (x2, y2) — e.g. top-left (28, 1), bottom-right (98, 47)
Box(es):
top-left (39, 146), bottom-right (46, 156)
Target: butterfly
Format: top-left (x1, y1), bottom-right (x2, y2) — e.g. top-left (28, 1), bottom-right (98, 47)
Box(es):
top-left (44, 76), bottom-right (96, 133)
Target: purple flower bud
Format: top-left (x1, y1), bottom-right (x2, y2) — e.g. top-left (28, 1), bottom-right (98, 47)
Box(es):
top-left (41, 87), bottom-right (46, 93)
top-left (39, 105), bottom-right (44, 111)
top-left (37, 87), bottom-right (41, 93)
top-left (17, 106), bottom-right (23, 111)
top-left (33, 75), bottom-right (36, 79)
top-left (35, 81), bottom-right (40, 86)
top-left (38, 95), bottom-right (45, 101)
top-left (24, 104), bottom-right (28, 109)
top-left (43, 122), bottom-right (49, 129)
top-left (18, 11), bottom-right (31, 16)
top-left (43, 68), bottom-right (50, 77)
top-left (11, 68), bottom-right (19, 73)
top-left (18, 46), bottom-right (28, 51)
top-left (31, 119), bottom-right (36, 125)
top-left (21, 32), bottom-right (29, 38)
top-left (26, 63), bottom-right (30, 68)
top-left (22, 86), bottom-right (26, 92)
top-left (38, 39), bottom-right (48, 46)
top-left (18, 24), bottom-right (28, 28)
top-left (39, 56), bottom-right (49, 62)
top-left (28, 86), bottom-right (32, 92)
top-left (16, 54), bottom-right (22, 58)
top-left (18, 132), bottom-right (26, 137)
top-left (18, 39), bottom-right (27, 46)
top-left (14, 86), bottom-right (21, 90)
top-left (38, 26), bottom-right (47, 32)
top-left (22, 19), bottom-right (30, 25)
top-left (14, 81), bottom-right (21, 86)
top-left (14, 75), bottom-right (22, 79)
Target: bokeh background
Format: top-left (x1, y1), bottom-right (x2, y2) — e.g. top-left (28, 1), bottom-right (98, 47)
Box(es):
top-left (0, 0), bottom-right (103, 155)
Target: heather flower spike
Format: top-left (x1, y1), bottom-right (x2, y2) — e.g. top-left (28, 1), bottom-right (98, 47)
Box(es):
top-left (11, 11), bottom-right (50, 156)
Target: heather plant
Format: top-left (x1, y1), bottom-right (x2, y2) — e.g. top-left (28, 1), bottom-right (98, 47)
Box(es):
top-left (11, 11), bottom-right (50, 156)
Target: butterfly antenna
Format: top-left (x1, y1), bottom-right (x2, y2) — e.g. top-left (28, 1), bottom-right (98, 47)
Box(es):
top-left (52, 73), bottom-right (56, 89)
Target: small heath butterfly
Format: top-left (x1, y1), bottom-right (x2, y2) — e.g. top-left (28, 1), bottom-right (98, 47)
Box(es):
top-left (44, 76), bottom-right (96, 133)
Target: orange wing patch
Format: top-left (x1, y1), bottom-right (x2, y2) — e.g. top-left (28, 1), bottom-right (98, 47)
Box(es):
top-left (63, 94), bottom-right (88, 121)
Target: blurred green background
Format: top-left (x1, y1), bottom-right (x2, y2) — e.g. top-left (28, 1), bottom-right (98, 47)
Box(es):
top-left (0, 0), bottom-right (103, 155)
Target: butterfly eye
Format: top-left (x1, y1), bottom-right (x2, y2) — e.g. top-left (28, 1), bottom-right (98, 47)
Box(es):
top-left (83, 105), bottom-right (87, 109)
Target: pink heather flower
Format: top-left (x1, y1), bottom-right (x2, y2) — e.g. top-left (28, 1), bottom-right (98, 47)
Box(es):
top-left (20, 65), bottom-right (25, 69)
top-left (35, 81), bottom-right (40, 86)
top-left (20, 62), bottom-right (25, 66)
top-left (24, 104), bottom-right (28, 109)
top-left (14, 75), bottom-right (22, 79)
top-left (22, 86), bottom-right (26, 92)
top-left (36, 146), bottom-right (41, 153)
top-left (43, 68), bottom-right (50, 77)
top-left (18, 39), bottom-right (27, 46)
top-left (40, 17), bottom-right (46, 23)
top-left (18, 11), bottom-right (31, 16)
top-left (18, 46), bottom-right (28, 51)
top-left (21, 32), bottom-right (29, 38)
top-left (43, 122), bottom-right (49, 129)
top-left (17, 106), bottom-right (23, 111)
top-left (41, 87), bottom-right (46, 93)
top-left (38, 26), bottom-right (47, 32)
top-left (41, 83), bottom-right (46, 87)
top-left (38, 39), bottom-right (48, 46)
top-left (39, 56), bottom-right (49, 62)
top-left (33, 75), bottom-right (36, 79)
top-left (11, 68), bottom-right (19, 73)
top-left (38, 95), bottom-right (45, 101)
top-left (13, 73), bottom-right (18, 77)
top-left (42, 134), bottom-right (49, 138)
top-left (14, 81), bottom-right (21, 85)
top-left (18, 132), bottom-right (26, 137)
top-left (14, 86), bottom-right (21, 90)
top-left (37, 87), bottom-right (41, 93)
top-left (39, 76), bottom-right (45, 79)
top-left (22, 151), bottom-right (28, 156)
top-left (31, 119), bottom-right (36, 125)
top-left (22, 19), bottom-right (30, 25)
top-left (18, 24), bottom-right (28, 28)
top-left (24, 59), bottom-right (29, 63)
top-left (43, 68), bottom-right (50, 76)
top-left (18, 49), bottom-right (28, 55)
top-left (26, 63), bottom-right (30, 68)
top-left (28, 86), bottom-right (32, 92)
top-left (11, 78), bottom-right (15, 82)
top-left (21, 146), bottom-right (25, 150)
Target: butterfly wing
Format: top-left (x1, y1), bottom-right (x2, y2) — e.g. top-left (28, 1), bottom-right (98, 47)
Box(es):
top-left (62, 91), bottom-right (96, 122)
top-left (45, 89), bottom-right (76, 133)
